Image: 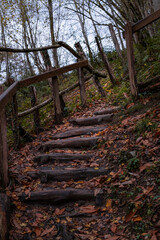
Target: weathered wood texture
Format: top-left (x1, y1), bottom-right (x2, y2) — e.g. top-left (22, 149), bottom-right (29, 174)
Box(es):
top-left (18, 60), bottom-right (88, 88)
top-left (95, 37), bottom-right (116, 85)
top-left (132, 8), bottom-right (160, 33)
top-left (34, 152), bottom-right (94, 165)
top-left (18, 74), bottom-right (93, 118)
top-left (0, 87), bottom-right (9, 188)
top-left (0, 44), bottom-right (60, 52)
top-left (52, 126), bottom-right (106, 139)
top-left (0, 82), bottom-right (18, 112)
top-left (94, 107), bottom-right (120, 115)
top-left (93, 75), bottom-right (106, 97)
top-left (29, 86), bottom-right (41, 133)
top-left (0, 194), bottom-right (10, 240)
top-left (40, 137), bottom-right (99, 151)
top-left (138, 75), bottom-right (160, 91)
top-left (125, 22), bottom-right (138, 97)
top-left (59, 41), bottom-right (106, 78)
top-left (11, 94), bottom-right (20, 149)
top-left (78, 66), bottom-right (87, 107)
top-left (50, 75), bottom-right (63, 124)
top-left (69, 114), bottom-right (113, 126)
top-left (28, 168), bottom-right (109, 183)
top-left (20, 189), bottom-right (95, 203)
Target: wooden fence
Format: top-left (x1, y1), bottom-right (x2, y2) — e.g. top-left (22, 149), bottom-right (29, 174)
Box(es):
top-left (124, 8), bottom-right (160, 97)
top-left (0, 38), bottom-right (112, 188)
top-left (0, 57), bottom-right (90, 188)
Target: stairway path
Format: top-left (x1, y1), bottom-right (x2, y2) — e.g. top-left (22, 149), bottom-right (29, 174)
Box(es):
top-left (9, 106), bottom-right (120, 239)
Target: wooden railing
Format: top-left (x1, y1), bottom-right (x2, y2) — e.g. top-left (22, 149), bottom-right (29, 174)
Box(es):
top-left (0, 57), bottom-right (89, 188)
top-left (124, 8), bottom-right (160, 97)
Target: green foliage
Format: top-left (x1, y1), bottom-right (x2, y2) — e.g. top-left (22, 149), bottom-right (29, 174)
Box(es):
top-left (135, 117), bottom-right (158, 135)
top-left (127, 157), bottom-right (140, 171)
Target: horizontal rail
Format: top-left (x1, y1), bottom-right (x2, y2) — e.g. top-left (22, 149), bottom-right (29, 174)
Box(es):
top-left (0, 82), bottom-right (19, 112)
top-left (0, 60), bottom-right (88, 112)
top-left (18, 74), bottom-right (93, 118)
top-left (132, 8), bottom-right (160, 33)
top-left (18, 60), bottom-right (88, 88)
top-left (0, 44), bottom-right (60, 53)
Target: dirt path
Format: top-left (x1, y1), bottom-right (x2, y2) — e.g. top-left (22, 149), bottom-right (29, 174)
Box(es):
top-left (6, 101), bottom-right (160, 240)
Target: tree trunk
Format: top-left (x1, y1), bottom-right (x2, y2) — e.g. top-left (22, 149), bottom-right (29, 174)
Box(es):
top-left (108, 24), bottom-right (123, 60)
top-left (0, 86), bottom-right (9, 188)
top-left (48, 0), bottom-right (59, 68)
top-left (95, 37), bottom-right (116, 86)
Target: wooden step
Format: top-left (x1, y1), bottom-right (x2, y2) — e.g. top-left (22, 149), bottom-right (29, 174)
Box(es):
top-left (40, 137), bottom-right (100, 151)
top-left (52, 126), bottom-right (106, 139)
top-left (28, 168), bottom-right (109, 183)
top-left (94, 107), bottom-right (120, 115)
top-left (20, 188), bottom-right (96, 203)
top-left (34, 152), bottom-right (94, 165)
top-left (69, 114), bottom-right (113, 126)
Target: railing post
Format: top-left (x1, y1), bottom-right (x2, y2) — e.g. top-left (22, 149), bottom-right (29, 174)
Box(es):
top-left (50, 75), bottom-right (63, 124)
top-left (77, 62), bottom-right (87, 107)
top-left (0, 86), bottom-right (9, 188)
top-left (29, 86), bottom-right (41, 133)
top-left (125, 22), bottom-right (138, 98)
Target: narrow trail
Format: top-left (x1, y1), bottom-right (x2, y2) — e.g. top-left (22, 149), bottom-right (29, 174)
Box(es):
top-left (8, 106), bottom-right (121, 240)
top-left (7, 99), bottom-right (160, 240)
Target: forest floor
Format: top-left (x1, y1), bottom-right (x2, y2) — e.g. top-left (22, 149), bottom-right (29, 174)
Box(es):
top-left (5, 88), bottom-right (160, 240)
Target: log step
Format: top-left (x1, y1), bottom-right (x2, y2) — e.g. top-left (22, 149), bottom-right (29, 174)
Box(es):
top-left (28, 168), bottom-right (109, 183)
top-left (52, 126), bottom-right (106, 140)
top-left (94, 107), bottom-right (120, 115)
top-left (40, 137), bottom-right (100, 151)
top-left (20, 188), bottom-right (97, 204)
top-left (34, 152), bottom-right (94, 165)
top-left (69, 114), bottom-right (113, 126)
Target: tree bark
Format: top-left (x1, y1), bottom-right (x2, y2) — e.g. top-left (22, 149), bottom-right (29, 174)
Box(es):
top-left (95, 37), bottom-right (116, 86)
top-left (0, 86), bottom-right (8, 188)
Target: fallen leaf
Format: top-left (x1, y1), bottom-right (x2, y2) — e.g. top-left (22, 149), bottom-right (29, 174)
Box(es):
top-left (140, 162), bottom-right (154, 172)
top-left (54, 208), bottom-right (65, 216)
top-left (41, 225), bottom-right (56, 237)
top-left (106, 199), bottom-right (113, 213)
top-left (110, 224), bottom-right (117, 233)
top-left (35, 227), bottom-right (41, 237)
top-left (125, 209), bottom-right (137, 222)
top-left (133, 216), bottom-right (142, 222)
top-left (106, 236), bottom-right (120, 240)
top-left (79, 205), bottom-right (98, 214)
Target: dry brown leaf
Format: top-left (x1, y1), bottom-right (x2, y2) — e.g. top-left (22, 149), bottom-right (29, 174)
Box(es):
top-left (79, 205), bottom-right (98, 214)
top-left (110, 224), bottom-right (117, 233)
top-left (125, 209), bottom-right (137, 222)
top-left (41, 225), bottom-right (56, 237)
top-left (133, 216), bottom-right (142, 222)
top-left (35, 227), bottom-right (42, 237)
top-left (140, 162), bottom-right (154, 172)
top-left (54, 208), bottom-right (65, 215)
